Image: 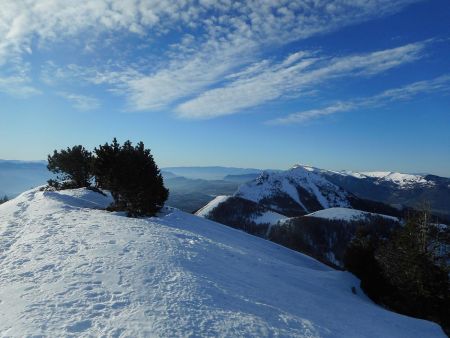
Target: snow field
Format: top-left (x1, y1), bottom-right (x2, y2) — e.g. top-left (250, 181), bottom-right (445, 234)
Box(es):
top-left (0, 188), bottom-right (445, 337)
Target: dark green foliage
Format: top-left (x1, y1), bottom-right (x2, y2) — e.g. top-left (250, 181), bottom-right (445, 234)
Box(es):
top-left (0, 195), bottom-right (8, 204)
top-left (344, 227), bottom-right (395, 303)
top-left (47, 145), bottom-right (93, 189)
top-left (92, 138), bottom-right (120, 190)
top-left (294, 186), bottom-right (323, 212)
top-left (345, 210), bottom-right (450, 334)
top-left (347, 196), bottom-right (409, 218)
top-left (208, 197), bottom-right (270, 236)
top-left (270, 215), bottom-right (397, 268)
top-left (46, 139), bottom-right (168, 217)
top-left (259, 193), bottom-right (307, 217)
top-left (93, 138), bottom-right (168, 217)
top-left (376, 212), bottom-right (449, 331)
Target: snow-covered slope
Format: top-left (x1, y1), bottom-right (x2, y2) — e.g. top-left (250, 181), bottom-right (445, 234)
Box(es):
top-left (195, 195), bottom-right (230, 217)
top-left (0, 188), bottom-right (445, 337)
top-left (306, 207), bottom-right (399, 222)
top-left (252, 210), bottom-right (288, 225)
top-left (236, 164), bottom-right (350, 214)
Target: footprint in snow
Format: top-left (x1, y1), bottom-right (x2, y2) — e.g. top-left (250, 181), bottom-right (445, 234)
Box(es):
top-left (66, 320), bottom-right (92, 333)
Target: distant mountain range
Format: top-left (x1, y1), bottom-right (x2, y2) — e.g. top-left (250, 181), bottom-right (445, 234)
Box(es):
top-left (0, 162), bottom-right (257, 212)
top-left (162, 166), bottom-right (262, 180)
top-left (1, 160), bottom-right (449, 218)
top-left (162, 175), bottom-right (238, 212)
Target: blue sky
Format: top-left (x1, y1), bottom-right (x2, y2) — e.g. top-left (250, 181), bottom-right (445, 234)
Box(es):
top-left (0, 0), bottom-right (449, 176)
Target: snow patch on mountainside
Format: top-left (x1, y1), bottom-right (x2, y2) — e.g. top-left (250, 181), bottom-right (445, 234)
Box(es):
top-left (195, 195), bottom-right (230, 217)
top-left (306, 207), bottom-right (399, 222)
top-left (252, 210), bottom-right (288, 225)
top-left (252, 210), bottom-right (289, 237)
top-left (0, 188), bottom-right (445, 337)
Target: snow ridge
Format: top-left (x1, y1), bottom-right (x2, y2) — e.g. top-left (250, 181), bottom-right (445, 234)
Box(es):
top-left (195, 195), bottom-right (230, 217)
top-left (336, 170), bottom-right (433, 188)
top-left (306, 207), bottom-right (399, 222)
top-left (0, 188), bottom-right (446, 336)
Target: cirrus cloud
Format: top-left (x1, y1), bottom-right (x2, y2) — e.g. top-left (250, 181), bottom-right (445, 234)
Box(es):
top-left (175, 41), bottom-right (427, 119)
top-left (267, 74), bottom-right (450, 125)
top-left (0, 0), bottom-right (425, 117)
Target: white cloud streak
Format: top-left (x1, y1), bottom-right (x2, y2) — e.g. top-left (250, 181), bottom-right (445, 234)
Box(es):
top-left (0, 62), bottom-right (40, 97)
top-left (176, 42), bottom-right (427, 119)
top-left (57, 92), bottom-right (101, 111)
top-left (267, 74), bottom-right (450, 125)
top-left (0, 75), bottom-right (40, 97)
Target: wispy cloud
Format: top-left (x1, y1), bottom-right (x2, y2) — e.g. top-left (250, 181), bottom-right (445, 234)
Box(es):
top-left (176, 42), bottom-right (427, 119)
top-left (267, 75), bottom-right (450, 125)
top-left (57, 92), bottom-right (100, 111)
top-left (0, 75), bottom-right (40, 97)
top-left (0, 62), bottom-right (40, 97)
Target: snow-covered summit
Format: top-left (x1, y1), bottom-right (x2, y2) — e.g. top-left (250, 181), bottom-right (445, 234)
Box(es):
top-left (336, 170), bottom-right (434, 188)
top-left (289, 164), bottom-right (435, 189)
top-left (0, 188), bottom-right (445, 337)
top-left (306, 207), bottom-right (399, 222)
top-left (236, 164), bottom-right (350, 213)
top-left (291, 163), bottom-right (316, 171)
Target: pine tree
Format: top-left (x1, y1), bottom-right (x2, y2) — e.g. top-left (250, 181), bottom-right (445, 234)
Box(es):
top-left (93, 139), bottom-right (168, 217)
top-left (92, 138), bottom-right (121, 195)
top-left (375, 210), bottom-right (449, 332)
top-left (344, 226), bottom-right (394, 303)
top-left (47, 145), bottom-right (93, 189)
top-left (344, 210), bottom-right (449, 334)
top-left (0, 195), bottom-right (8, 204)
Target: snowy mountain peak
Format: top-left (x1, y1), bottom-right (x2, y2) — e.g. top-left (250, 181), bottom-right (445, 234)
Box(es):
top-left (236, 164), bottom-right (350, 213)
top-left (335, 170), bottom-right (434, 188)
top-left (362, 171), bottom-right (432, 186)
top-left (290, 163), bottom-right (316, 171)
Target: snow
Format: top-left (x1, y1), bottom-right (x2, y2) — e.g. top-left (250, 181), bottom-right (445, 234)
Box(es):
top-left (195, 195), bottom-right (230, 217)
top-left (336, 170), bottom-right (367, 179)
top-left (338, 170), bottom-right (433, 188)
top-left (252, 210), bottom-right (288, 225)
top-left (281, 177), bottom-right (304, 206)
top-left (359, 171), bottom-right (392, 178)
top-left (306, 207), bottom-right (399, 222)
top-left (251, 210), bottom-right (289, 237)
top-left (362, 172), bottom-right (430, 186)
top-left (54, 187), bottom-right (114, 209)
top-left (236, 165), bottom-right (350, 211)
top-left (0, 188), bottom-right (445, 337)
top-left (235, 172), bottom-right (276, 203)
